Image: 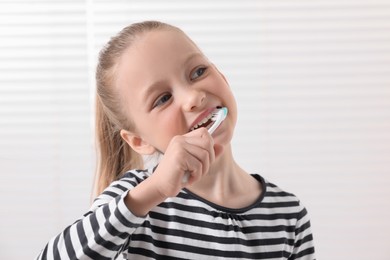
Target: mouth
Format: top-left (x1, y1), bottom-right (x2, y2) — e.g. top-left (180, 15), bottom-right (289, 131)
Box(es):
top-left (189, 110), bottom-right (215, 132)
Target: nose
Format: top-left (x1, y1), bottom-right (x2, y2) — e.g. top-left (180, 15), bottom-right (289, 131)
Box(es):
top-left (182, 88), bottom-right (206, 112)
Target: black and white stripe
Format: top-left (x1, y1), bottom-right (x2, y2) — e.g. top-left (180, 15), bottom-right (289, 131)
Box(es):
top-left (36, 169), bottom-right (315, 259)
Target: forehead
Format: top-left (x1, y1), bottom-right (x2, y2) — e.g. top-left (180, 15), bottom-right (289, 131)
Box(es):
top-left (116, 29), bottom-right (202, 88)
top-left (142, 28), bottom-right (196, 49)
top-left (130, 29), bottom-right (200, 66)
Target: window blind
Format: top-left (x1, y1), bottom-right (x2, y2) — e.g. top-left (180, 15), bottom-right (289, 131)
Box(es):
top-left (0, 1), bottom-right (94, 259)
top-left (1, 1), bottom-right (389, 259)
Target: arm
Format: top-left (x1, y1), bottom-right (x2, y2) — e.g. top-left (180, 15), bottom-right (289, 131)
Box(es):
top-left (289, 205), bottom-right (316, 260)
top-left (35, 171), bottom-right (149, 260)
top-left (35, 128), bottom-right (214, 259)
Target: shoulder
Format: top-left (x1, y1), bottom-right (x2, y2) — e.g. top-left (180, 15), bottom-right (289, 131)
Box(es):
top-left (255, 176), bottom-right (316, 258)
top-left (121, 167), bottom-right (154, 183)
top-left (253, 174), bottom-right (300, 201)
top-left (252, 173), bottom-right (308, 217)
top-left (91, 167), bottom-right (154, 208)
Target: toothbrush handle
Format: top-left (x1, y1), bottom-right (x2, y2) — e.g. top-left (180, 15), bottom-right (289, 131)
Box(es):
top-left (182, 171), bottom-right (190, 183)
top-left (207, 121), bottom-right (219, 135)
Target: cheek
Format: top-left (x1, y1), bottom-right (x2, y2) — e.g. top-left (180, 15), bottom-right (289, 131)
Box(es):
top-left (219, 85), bottom-right (237, 121)
top-left (219, 84), bottom-right (238, 130)
top-left (229, 93), bottom-right (238, 123)
top-left (150, 110), bottom-right (184, 152)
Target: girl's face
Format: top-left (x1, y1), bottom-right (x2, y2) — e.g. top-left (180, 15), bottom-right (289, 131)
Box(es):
top-left (116, 29), bottom-right (237, 154)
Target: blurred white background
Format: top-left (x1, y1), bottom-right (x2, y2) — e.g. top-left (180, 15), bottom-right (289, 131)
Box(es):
top-left (1, 0), bottom-right (390, 259)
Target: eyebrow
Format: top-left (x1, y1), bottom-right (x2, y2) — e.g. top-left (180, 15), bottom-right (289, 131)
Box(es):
top-left (141, 52), bottom-right (205, 100)
top-left (141, 80), bottom-right (166, 103)
top-left (184, 52), bottom-right (204, 65)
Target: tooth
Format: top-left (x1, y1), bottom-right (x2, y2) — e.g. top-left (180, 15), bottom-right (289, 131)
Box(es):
top-left (191, 111), bottom-right (214, 131)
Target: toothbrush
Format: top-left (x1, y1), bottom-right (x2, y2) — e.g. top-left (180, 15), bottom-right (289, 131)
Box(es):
top-left (207, 107), bottom-right (228, 135)
top-left (182, 107), bottom-right (228, 183)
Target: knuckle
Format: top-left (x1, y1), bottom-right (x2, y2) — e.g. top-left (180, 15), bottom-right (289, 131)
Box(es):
top-left (199, 127), bottom-right (208, 135)
top-left (197, 163), bottom-right (203, 175)
top-left (201, 149), bottom-right (209, 161)
top-left (171, 135), bottom-right (183, 143)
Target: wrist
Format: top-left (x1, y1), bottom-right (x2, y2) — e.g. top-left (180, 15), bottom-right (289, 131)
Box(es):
top-left (124, 175), bottom-right (167, 217)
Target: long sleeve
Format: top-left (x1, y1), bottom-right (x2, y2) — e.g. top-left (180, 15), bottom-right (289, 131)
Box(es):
top-left (288, 203), bottom-right (316, 260)
top-left (35, 170), bottom-right (149, 260)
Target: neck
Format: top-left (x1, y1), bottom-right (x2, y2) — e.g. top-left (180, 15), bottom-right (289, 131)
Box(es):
top-left (186, 144), bottom-right (262, 209)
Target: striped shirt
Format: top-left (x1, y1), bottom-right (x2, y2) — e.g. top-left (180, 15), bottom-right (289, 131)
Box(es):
top-left (36, 168), bottom-right (316, 259)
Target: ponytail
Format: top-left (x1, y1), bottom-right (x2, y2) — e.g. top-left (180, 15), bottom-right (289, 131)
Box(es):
top-left (94, 95), bottom-right (142, 196)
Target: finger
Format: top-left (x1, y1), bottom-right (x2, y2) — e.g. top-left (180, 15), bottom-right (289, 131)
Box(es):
top-left (213, 143), bottom-right (224, 158)
top-left (183, 126), bottom-right (210, 138)
top-left (165, 135), bottom-right (207, 179)
top-left (184, 138), bottom-right (215, 170)
top-left (184, 135), bottom-right (213, 151)
top-left (182, 142), bottom-right (210, 177)
top-left (183, 155), bottom-right (204, 184)
top-left (184, 129), bottom-right (215, 165)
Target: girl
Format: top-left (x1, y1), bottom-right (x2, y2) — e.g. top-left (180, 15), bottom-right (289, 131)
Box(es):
top-left (36, 21), bottom-right (315, 260)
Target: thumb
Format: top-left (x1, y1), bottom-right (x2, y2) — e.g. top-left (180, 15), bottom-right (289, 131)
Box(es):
top-left (213, 143), bottom-right (224, 158)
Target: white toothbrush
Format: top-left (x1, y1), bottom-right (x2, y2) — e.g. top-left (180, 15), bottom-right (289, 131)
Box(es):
top-left (206, 107), bottom-right (228, 135)
top-left (182, 107), bottom-right (228, 183)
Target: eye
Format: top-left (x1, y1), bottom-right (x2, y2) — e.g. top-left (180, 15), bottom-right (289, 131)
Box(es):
top-left (190, 66), bottom-right (207, 81)
top-left (153, 93), bottom-right (172, 108)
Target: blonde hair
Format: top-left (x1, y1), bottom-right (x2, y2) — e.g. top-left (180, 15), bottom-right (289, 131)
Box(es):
top-left (94, 21), bottom-right (177, 195)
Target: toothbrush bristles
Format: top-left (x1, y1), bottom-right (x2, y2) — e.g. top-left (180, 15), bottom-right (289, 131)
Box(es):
top-left (207, 107), bottom-right (228, 134)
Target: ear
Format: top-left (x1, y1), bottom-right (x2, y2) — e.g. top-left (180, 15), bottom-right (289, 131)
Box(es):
top-left (120, 129), bottom-right (156, 155)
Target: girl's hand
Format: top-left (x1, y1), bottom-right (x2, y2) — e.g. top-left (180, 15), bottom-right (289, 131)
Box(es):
top-left (152, 127), bottom-right (215, 198)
